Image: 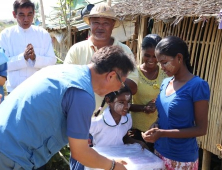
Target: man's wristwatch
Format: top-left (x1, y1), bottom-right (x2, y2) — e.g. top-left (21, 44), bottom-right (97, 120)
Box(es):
top-left (110, 159), bottom-right (116, 170)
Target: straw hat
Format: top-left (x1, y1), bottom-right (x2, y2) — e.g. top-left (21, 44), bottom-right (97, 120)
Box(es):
top-left (83, 3), bottom-right (120, 28)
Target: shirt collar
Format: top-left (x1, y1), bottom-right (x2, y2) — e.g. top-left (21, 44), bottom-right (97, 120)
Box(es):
top-left (17, 24), bottom-right (32, 32)
top-left (103, 107), bottom-right (128, 127)
top-left (89, 36), bottom-right (118, 52)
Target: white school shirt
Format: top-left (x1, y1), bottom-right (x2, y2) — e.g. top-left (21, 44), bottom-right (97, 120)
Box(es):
top-left (89, 107), bottom-right (132, 147)
top-left (0, 25), bottom-right (57, 92)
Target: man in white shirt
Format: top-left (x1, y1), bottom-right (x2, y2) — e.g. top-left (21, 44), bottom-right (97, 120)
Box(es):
top-left (0, 0), bottom-right (57, 93)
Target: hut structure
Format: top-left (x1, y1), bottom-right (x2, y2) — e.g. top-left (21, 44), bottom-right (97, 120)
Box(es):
top-left (112, 0), bottom-right (222, 169)
top-left (45, 5), bottom-right (91, 61)
top-left (46, 23), bottom-right (89, 61)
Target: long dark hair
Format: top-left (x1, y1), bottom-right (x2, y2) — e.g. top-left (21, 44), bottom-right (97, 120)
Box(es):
top-left (145, 34), bottom-right (162, 44)
top-left (155, 36), bottom-right (193, 73)
top-left (142, 36), bottom-right (158, 50)
top-left (94, 85), bottom-right (132, 117)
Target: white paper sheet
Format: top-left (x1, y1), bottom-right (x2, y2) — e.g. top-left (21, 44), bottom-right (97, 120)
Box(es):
top-left (85, 143), bottom-right (164, 170)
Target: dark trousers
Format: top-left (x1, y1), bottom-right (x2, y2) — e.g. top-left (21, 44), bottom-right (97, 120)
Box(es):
top-left (70, 157), bottom-right (84, 170)
top-left (36, 165), bottom-right (46, 170)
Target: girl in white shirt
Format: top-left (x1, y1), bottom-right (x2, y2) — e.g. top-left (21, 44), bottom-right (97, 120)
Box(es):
top-left (72, 86), bottom-right (147, 170)
top-left (90, 86), bottom-right (146, 147)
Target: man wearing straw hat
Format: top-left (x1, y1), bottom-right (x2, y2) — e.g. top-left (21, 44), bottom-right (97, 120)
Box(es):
top-left (64, 2), bottom-right (138, 111)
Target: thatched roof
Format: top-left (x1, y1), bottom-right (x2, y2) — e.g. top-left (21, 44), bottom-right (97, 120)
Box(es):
top-left (113, 0), bottom-right (222, 24)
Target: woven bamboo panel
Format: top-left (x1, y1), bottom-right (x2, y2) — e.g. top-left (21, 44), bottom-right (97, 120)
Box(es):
top-left (151, 17), bottom-right (222, 156)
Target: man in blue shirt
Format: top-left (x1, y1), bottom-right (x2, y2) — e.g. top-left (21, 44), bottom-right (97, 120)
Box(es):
top-left (0, 46), bottom-right (134, 170)
top-left (0, 48), bottom-right (7, 102)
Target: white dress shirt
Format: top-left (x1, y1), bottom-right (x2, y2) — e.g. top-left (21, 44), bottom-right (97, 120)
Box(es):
top-left (0, 25), bottom-right (56, 92)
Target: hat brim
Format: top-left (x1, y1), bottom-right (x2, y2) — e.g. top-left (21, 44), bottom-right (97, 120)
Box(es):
top-left (83, 14), bottom-right (120, 28)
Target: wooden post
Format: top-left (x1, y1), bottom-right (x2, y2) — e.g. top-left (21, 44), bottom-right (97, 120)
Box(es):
top-left (136, 16), bottom-right (146, 64)
top-left (107, 0), bottom-right (111, 6)
top-left (67, 25), bottom-right (72, 49)
top-left (202, 149), bottom-right (211, 170)
top-left (39, 0), bottom-right (46, 28)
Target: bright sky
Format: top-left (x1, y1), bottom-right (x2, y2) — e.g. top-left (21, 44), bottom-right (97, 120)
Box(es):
top-left (0, 0), bottom-right (57, 20)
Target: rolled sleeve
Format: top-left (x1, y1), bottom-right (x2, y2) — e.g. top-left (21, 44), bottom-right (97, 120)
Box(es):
top-left (127, 69), bottom-right (139, 85)
top-left (62, 87), bottom-right (95, 139)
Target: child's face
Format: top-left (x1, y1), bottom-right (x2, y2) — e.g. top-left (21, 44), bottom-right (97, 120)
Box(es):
top-left (110, 92), bottom-right (131, 116)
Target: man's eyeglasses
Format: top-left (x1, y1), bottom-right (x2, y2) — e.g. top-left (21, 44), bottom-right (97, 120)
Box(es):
top-left (114, 70), bottom-right (125, 87)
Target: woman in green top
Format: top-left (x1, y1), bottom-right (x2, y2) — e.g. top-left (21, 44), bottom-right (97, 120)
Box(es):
top-left (129, 34), bottom-right (167, 152)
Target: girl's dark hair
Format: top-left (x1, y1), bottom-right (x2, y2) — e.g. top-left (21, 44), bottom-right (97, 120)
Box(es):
top-left (94, 85), bottom-right (132, 117)
top-left (142, 37), bottom-right (158, 50)
top-left (155, 36), bottom-right (193, 73)
top-left (13, 0), bottom-right (35, 14)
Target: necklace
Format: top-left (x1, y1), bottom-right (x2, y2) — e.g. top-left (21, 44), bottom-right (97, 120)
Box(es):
top-left (141, 65), bottom-right (159, 80)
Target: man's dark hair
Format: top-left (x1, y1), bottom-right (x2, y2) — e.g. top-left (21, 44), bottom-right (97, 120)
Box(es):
top-left (13, 0), bottom-right (35, 14)
top-left (91, 46), bottom-right (135, 76)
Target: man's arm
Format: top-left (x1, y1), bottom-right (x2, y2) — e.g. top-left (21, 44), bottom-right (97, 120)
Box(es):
top-left (0, 31), bottom-right (28, 72)
top-left (0, 76), bottom-right (6, 86)
top-left (63, 88), bottom-right (127, 169)
top-left (69, 138), bottom-right (127, 170)
top-left (124, 78), bottom-right (137, 95)
top-left (64, 45), bottom-right (76, 64)
top-left (33, 33), bottom-right (57, 68)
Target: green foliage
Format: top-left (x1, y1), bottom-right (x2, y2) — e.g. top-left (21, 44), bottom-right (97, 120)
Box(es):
top-left (46, 146), bottom-right (70, 170)
top-left (54, 49), bottom-right (64, 64)
top-left (0, 22), bottom-right (4, 27)
top-left (35, 2), bottom-right (39, 11)
top-left (56, 59), bottom-right (64, 64)
top-left (49, 0), bottom-right (77, 26)
top-left (34, 2), bottom-right (40, 23)
top-left (0, 21), bottom-right (16, 32)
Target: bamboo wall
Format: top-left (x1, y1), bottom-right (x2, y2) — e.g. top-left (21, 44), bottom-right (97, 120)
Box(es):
top-left (150, 17), bottom-right (222, 156)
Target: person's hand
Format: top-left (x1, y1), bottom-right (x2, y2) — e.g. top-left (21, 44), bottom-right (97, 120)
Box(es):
top-left (114, 159), bottom-right (127, 170)
top-left (141, 128), bottom-right (161, 143)
top-left (88, 138), bottom-right (92, 146)
top-left (0, 94), bottom-right (2, 104)
top-left (127, 129), bottom-right (136, 138)
top-left (24, 44), bottom-right (36, 61)
top-left (143, 99), bottom-right (156, 113)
